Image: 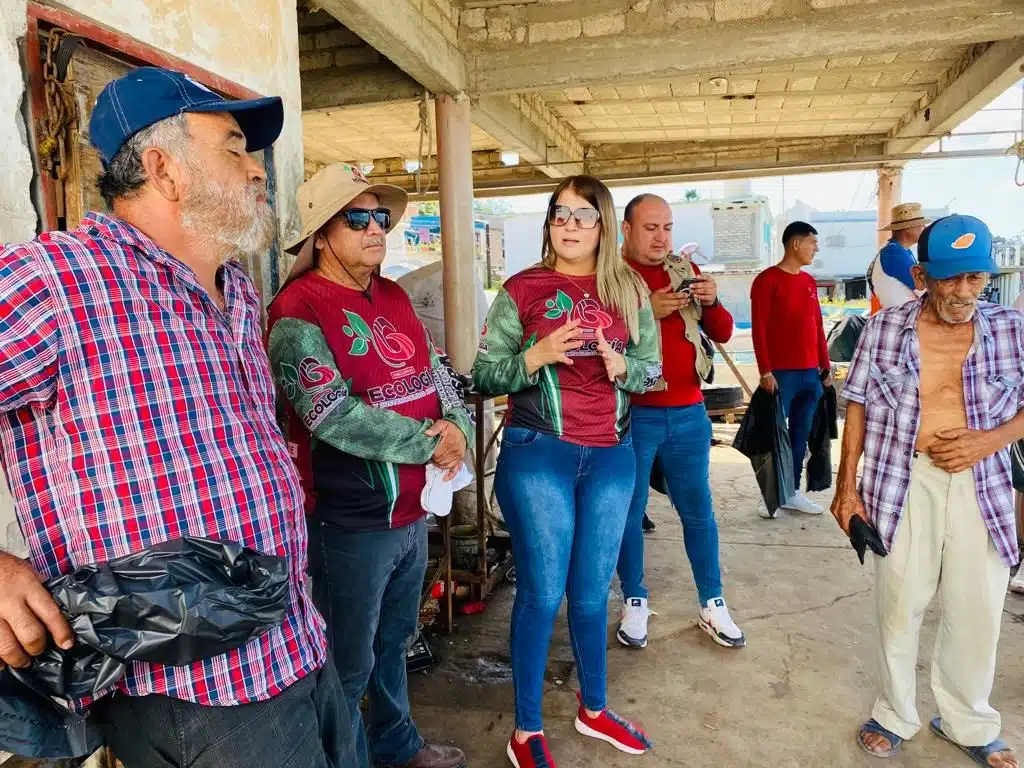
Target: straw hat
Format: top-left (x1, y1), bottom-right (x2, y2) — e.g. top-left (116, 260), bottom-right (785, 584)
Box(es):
top-left (283, 162), bottom-right (408, 284)
top-left (879, 202), bottom-right (930, 232)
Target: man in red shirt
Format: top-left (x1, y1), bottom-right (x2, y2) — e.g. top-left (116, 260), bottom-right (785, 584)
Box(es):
top-left (750, 221), bottom-right (833, 518)
top-left (615, 194), bottom-right (746, 650)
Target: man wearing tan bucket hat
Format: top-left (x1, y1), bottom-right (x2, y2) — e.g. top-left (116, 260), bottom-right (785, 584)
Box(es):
top-left (868, 202), bottom-right (930, 314)
top-left (267, 163), bottom-right (473, 768)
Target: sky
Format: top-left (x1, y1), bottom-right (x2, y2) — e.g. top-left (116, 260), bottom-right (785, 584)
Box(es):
top-left (493, 82), bottom-right (1024, 238)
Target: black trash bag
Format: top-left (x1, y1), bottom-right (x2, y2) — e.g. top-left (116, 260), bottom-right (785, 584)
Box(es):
top-left (0, 670), bottom-right (102, 759)
top-left (1011, 439), bottom-right (1024, 492)
top-left (1, 537), bottom-right (289, 758)
top-left (733, 389), bottom-right (794, 516)
top-left (806, 384), bottom-right (839, 493)
top-left (7, 535), bottom-right (289, 713)
top-left (650, 456), bottom-right (668, 495)
top-left (699, 331), bottom-right (716, 385)
top-left (849, 516), bottom-right (888, 565)
top-left (826, 314), bottom-right (867, 363)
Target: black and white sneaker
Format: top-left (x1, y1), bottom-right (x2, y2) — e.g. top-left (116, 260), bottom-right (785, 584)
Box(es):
top-left (616, 597), bottom-right (649, 648)
top-left (642, 514), bottom-right (656, 534)
top-left (698, 597), bottom-right (746, 648)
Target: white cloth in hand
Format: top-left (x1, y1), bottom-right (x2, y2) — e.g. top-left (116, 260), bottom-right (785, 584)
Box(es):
top-left (421, 462), bottom-right (474, 517)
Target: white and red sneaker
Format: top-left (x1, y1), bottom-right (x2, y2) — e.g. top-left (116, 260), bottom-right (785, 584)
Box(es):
top-left (506, 733), bottom-right (556, 768)
top-left (574, 693), bottom-right (652, 755)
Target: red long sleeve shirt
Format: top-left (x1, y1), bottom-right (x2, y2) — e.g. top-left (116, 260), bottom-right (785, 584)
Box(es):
top-left (750, 266), bottom-right (829, 375)
top-left (629, 259), bottom-right (734, 408)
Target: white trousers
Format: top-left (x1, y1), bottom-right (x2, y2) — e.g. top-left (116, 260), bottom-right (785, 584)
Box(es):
top-left (872, 455), bottom-right (1009, 746)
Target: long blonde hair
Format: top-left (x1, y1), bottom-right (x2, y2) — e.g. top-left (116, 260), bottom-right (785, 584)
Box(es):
top-left (541, 175), bottom-right (648, 342)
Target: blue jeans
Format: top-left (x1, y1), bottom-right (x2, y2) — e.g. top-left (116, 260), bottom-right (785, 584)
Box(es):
top-left (95, 659), bottom-right (359, 768)
top-left (307, 517), bottom-right (427, 768)
top-left (617, 404), bottom-right (722, 606)
top-left (774, 368), bottom-right (824, 490)
top-left (495, 428), bottom-right (635, 733)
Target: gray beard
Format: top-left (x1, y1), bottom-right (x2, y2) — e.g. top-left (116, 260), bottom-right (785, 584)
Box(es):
top-left (933, 301), bottom-right (976, 325)
top-left (180, 173), bottom-right (276, 262)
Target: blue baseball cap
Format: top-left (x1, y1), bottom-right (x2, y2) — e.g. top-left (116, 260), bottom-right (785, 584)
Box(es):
top-left (89, 66), bottom-right (284, 165)
top-left (917, 214), bottom-right (997, 280)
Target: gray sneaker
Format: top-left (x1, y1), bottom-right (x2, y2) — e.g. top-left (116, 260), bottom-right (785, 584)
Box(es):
top-left (616, 597), bottom-right (649, 649)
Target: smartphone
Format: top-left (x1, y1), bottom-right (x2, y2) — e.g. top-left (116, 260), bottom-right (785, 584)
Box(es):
top-left (676, 277), bottom-right (700, 292)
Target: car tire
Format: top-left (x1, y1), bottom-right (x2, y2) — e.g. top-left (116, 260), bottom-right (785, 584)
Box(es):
top-left (703, 385), bottom-right (744, 411)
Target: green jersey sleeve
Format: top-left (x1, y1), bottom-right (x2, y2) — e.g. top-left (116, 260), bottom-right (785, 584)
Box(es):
top-left (471, 289), bottom-right (539, 395)
top-left (267, 316), bottom-right (439, 465)
top-left (618, 305), bottom-right (663, 394)
top-left (426, 327), bottom-right (475, 446)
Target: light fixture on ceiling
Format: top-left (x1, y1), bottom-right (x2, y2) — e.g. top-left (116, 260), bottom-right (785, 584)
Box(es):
top-left (500, 150), bottom-right (520, 167)
top-left (707, 76), bottom-right (729, 94)
top-left (404, 159), bottom-right (421, 173)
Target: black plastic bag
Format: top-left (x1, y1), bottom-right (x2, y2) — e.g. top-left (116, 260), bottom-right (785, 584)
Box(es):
top-left (806, 384), bottom-right (839, 493)
top-left (826, 314), bottom-right (866, 363)
top-left (733, 389), bottom-right (794, 516)
top-left (850, 516), bottom-right (888, 565)
top-left (1, 537), bottom-right (290, 758)
top-left (699, 331), bottom-right (716, 385)
top-left (1011, 439), bottom-right (1024, 492)
top-left (650, 457), bottom-right (668, 495)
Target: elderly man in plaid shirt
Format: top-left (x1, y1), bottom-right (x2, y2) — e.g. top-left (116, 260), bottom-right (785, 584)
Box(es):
top-left (0, 68), bottom-right (354, 767)
top-left (833, 215), bottom-right (1023, 768)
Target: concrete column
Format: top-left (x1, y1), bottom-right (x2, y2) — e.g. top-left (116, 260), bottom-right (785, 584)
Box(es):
top-left (876, 165), bottom-right (903, 248)
top-left (435, 93), bottom-right (478, 374)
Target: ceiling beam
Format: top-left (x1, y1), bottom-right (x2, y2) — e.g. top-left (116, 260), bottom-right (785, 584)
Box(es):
top-left (547, 88), bottom-right (928, 109)
top-left (316, 0), bottom-right (467, 94)
top-left (472, 95), bottom-right (584, 178)
top-left (587, 135), bottom-right (889, 178)
top-left (301, 64), bottom-right (424, 110)
top-left (887, 38), bottom-right (1024, 155)
top-left (469, 0), bottom-right (1024, 93)
top-left (360, 137), bottom-right (1011, 198)
top-left (367, 150), bottom-right (553, 195)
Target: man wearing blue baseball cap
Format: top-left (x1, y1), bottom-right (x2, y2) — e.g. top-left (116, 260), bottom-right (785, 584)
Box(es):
top-left (833, 214), bottom-right (1023, 766)
top-left (0, 67), bottom-right (356, 766)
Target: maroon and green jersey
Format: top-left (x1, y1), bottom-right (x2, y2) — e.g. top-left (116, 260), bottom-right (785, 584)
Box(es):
top-left (472, 266), bottom-right (661, 447)
top-left (267, 272), bottom-right (473, 532)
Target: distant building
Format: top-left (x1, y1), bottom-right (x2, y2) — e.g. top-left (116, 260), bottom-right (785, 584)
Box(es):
top-left (779, 200), bottom-right (949, 285)
top-left (992, 239), bottom-right (1024, 307)
top-left (502, 196), bottom-right (774, 277)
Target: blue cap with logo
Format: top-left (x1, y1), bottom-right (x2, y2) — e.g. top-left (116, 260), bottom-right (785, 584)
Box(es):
top-left (917, 214), bottom-right (997, 280)
top-left (89, 66), bottom-right (284, 166)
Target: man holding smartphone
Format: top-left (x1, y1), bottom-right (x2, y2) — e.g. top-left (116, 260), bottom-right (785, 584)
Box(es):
top-left (615, 194), bottom-right (745, 650)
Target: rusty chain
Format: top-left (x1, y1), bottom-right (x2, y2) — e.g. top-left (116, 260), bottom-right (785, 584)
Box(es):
top-left (39, 28), bottom-right (79, 218)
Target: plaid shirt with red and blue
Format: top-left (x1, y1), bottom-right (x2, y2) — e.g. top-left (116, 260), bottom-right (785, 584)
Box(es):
top-left (843, 296), bottom-right (1024, 567)
top-left (0, 212), bottom-right (326, 708)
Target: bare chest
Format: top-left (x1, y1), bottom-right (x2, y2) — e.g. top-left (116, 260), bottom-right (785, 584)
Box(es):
top-left (916, 323), bottom-right (973, 447)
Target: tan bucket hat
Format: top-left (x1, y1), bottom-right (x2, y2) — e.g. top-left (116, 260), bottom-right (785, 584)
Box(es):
top-left (283, 162), bottom-right (408, 284)
top-left (879, 202), bottom-right (930, 232)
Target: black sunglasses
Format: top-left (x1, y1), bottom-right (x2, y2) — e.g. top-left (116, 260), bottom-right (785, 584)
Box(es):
top-left (548, 204), bottom-right (601, 230)
top-left (337, 207), bottom-right (391, 231)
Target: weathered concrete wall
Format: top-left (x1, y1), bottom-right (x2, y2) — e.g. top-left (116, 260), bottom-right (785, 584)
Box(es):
top-left (58, 0), bottom-right (304, 244)
top-left (1, 0), bottom-right (35, 243)
top-left (300, 0), bottom-right (460, 62)
top-left (1, 0), bottom-right (33, 556)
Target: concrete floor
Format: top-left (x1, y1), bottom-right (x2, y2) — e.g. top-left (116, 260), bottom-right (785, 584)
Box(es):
top-left (409, 429), bottom-right (1024, 767)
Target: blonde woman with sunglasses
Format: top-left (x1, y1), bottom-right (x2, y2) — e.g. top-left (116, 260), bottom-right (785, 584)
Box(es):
top-left (473, 175), bottom-right (661, 767)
